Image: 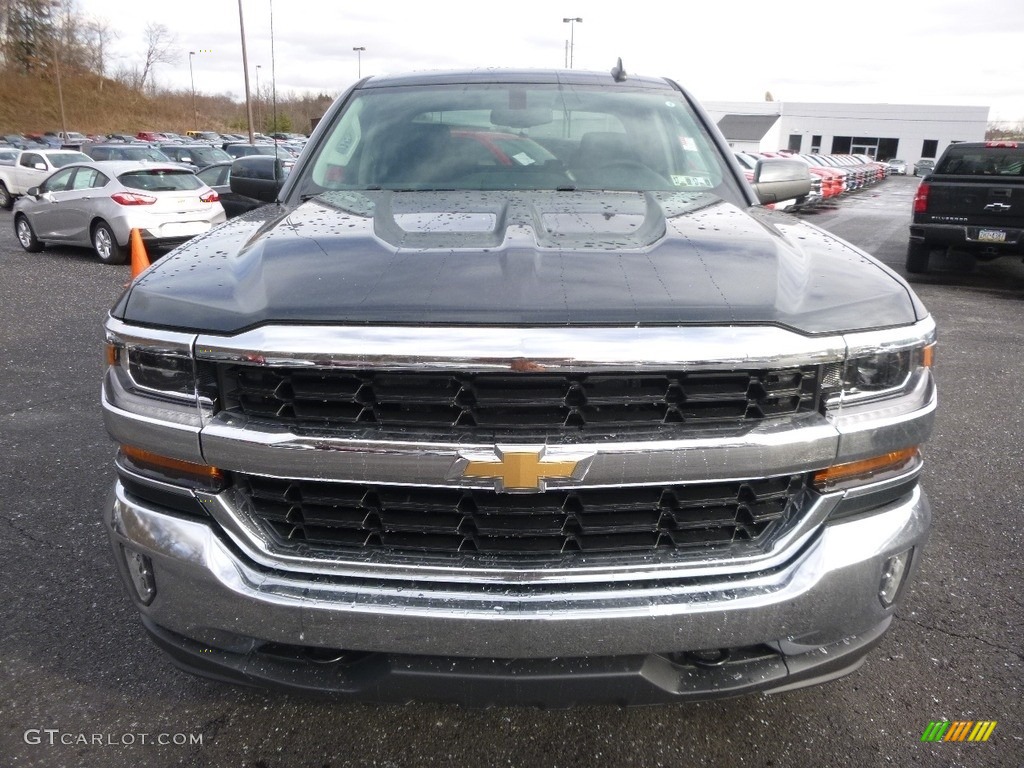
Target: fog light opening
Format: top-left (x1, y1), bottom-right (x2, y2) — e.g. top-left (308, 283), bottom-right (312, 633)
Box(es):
top-left (879, 548), bottom-right (913, 607)
top-left (121, 545), bottom-right (156, 605)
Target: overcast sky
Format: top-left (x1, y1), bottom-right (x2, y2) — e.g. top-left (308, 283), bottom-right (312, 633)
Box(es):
top-left (76, 0), bottom-right (1024, 123)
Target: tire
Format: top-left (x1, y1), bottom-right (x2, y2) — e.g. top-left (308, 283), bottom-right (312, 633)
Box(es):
top-left (92, 221), bottom-right (127, 264)
top-left (906, 241), bottom-right (931, 274)
top-left (0, 181), bottom-right (12, 210)
top-left (14, 214), bottom-right (44, 253)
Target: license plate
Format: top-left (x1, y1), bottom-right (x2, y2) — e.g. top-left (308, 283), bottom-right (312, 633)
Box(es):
top-left (978, 229), bottom-right (1006, 243)
top-left (160, 222), bottom-right (207, 238)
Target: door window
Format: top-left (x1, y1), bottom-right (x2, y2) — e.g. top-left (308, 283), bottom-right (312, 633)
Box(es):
top-left (42, 167), bottom-right (75, 192)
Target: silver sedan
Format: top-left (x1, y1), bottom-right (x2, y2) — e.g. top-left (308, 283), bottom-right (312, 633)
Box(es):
top-left (12, 161), bottom-right (226, 263)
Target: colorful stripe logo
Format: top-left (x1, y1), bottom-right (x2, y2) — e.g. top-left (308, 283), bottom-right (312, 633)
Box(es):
top-left (921, 721), bottom-right (997, 742)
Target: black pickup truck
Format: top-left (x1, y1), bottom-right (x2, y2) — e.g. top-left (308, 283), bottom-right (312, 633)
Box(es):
top-left (907, 140), bottom-right (1024, 272)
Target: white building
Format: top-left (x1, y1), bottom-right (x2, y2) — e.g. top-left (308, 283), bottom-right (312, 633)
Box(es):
top-left (703, 101), bottom-right (989, 162)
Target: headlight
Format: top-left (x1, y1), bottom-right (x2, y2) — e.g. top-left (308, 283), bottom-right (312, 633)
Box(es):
top-left (106, 326), bottom-right (213, 406)
top-left (122, 346), bottom-right (196, 399)
top-left (823, 326), bottom-right (935, 406)
top-left (842, 344), bottom-right (933, 399)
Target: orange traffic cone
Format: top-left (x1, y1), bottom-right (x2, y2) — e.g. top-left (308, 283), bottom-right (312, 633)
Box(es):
top-left (130, 228), bottom-right (151, 279)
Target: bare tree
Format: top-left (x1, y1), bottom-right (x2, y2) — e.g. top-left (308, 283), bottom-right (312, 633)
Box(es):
top-left (53, 0), bottom-right (87, 70)
top-left (138, 21), bottom-right (177, 92)
top-left (83, 15), bottom-right (116, 78)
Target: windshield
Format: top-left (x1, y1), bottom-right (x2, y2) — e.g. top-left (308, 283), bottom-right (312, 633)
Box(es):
top-left (936, 144), bottom-right (1024, 176)
top-left (172, 146), bottom-right (232, 164)
top-left (119, 169), bottom-right (204, 191)
top-left (51, 152), bottom-right (91, 167)
top-left (302, 82), bottom-right (734, 196)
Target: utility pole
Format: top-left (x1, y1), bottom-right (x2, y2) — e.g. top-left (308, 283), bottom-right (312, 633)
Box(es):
top-left (237, 0), bottom-right (255, 143)
top-left (189, 51), bottom-right (197, 129)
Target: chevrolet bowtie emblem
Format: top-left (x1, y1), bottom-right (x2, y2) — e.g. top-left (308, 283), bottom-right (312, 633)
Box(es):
top-left (454, 448), bottom-right (592, 492)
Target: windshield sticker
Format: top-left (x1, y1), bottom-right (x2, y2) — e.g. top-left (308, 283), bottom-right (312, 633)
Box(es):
top-left (511, 152), bottom-right (537, 166)
top-left (672, 175), bottom-right (713, 188)
top-left (679, 136), bottom-right (698, 152)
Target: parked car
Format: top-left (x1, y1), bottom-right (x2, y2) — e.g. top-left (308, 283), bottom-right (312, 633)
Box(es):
top-left (136, 131), bottom-right (174, 143)
top-left (0, 148), bottom-right (19, 165)
top-left (196, 157), bottom-right (285, 217)
top-left (852, 154), bottom-right (888, 183)
top-left (57, 131), bottom-right (89, 148)
top-left (186, 130), bottom-right (223, 143)
top-left (822, 155), bottom-right (869, 189)
top-left (159, 143), bottom-right (232, 170)
top-left (766, 151), bottom-right (844, 199)
top-left (24, 133), bottom-right (61, 147)
top-left (82, 144), bottom-right (174, 163)
top-left (2, 134), bottom-right (34, 149)
top-left (792, 153), bottom-right (846, 199)
top-left (886, 158), bottom-right (908, 175)
top-left (913, 158), bottom-right (935, 176)
top-left (12, 161), bottom-right (225, 263)
top-left (106, 134), bottom-right (143, 144)
top-left (222, 142), bottom-right (298, 170)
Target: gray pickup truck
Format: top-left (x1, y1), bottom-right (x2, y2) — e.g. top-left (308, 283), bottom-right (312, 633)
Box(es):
top-left (102, 68), bottom-right (937, 706)
top-left (908, 140), bottom-right (1024, 272)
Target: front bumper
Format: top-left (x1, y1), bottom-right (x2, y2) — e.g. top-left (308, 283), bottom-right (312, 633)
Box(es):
top-left (106, 480), bottom-right (930, 704)
top-left (142, 613), bottom-right (892, 706)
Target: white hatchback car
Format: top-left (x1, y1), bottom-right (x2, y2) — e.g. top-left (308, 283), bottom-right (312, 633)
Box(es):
top-left (12, 161), bottom-right (226, 263)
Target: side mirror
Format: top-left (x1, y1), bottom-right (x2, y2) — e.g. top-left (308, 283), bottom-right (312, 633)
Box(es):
top-left (751, 158), bottom-right (812, 206)
top-left (33, 162), bottom-right (47, 171)
top-left (229, 155), bottom-right (286, 203)
top-left (26, 186), bottom-right (39, 197)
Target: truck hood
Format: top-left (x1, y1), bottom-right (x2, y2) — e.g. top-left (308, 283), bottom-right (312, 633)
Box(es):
top-left (113, 190), bottom-right (924, 335)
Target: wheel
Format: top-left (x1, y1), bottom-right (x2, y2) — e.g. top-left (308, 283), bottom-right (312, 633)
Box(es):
top-left (92, 221), bottom-right (127, 264)
top-left (14, 214), bottom-right (44, 252)
top-left (0, 181), bottom-right (12, 210)
top-left (906, 241), bottom-right (931, 274)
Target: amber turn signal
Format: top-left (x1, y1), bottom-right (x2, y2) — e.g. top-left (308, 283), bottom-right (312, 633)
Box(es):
top-left (813, 447), bottom-right (919, 488)
top-left (121, 444), bottom-right (223, 483)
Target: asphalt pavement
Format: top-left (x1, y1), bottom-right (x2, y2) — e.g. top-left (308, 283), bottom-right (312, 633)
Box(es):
top-left (0, 176), bottom-right (1021, 767)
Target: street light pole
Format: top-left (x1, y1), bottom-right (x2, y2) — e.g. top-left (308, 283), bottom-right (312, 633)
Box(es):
top-left (188, 51), bottom-right (197, 129)
top-left (353, 46), bottom-right (365, 78)
top-left (562, 17), bottom-right (582, 69)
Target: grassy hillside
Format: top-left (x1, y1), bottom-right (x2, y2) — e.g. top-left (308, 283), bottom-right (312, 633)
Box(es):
top-left (0, 69), bottom-right (332, 136)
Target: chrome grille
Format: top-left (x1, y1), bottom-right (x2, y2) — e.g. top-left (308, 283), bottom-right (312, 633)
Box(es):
top-left (219, 366), bottom-right (819, 433)
top-left (236, 474), bottom-right (806, 556)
